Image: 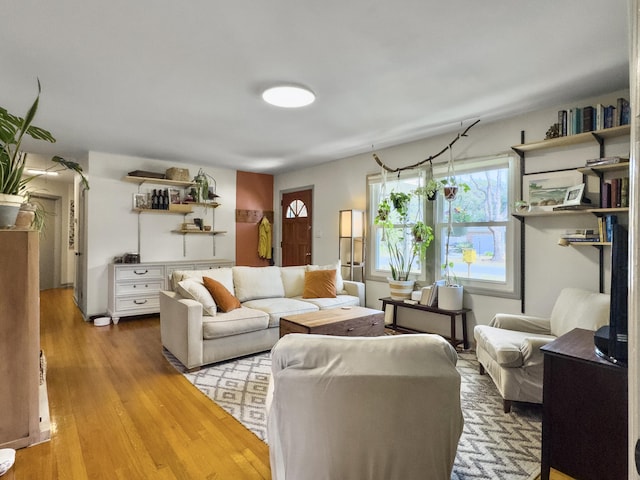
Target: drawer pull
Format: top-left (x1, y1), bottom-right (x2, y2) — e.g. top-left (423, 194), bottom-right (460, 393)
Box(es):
top-left (347, 327), bottom-right (355, 332)
top-left (134, 269), bottom-right (149, 275)
top-left (133, 299), bottom-right (148, 305)
top-left (371, 322), bottom-right (379, 326)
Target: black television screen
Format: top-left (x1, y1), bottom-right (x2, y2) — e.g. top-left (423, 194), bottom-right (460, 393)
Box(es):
top-left (595, 222), bottom-right (628, 365)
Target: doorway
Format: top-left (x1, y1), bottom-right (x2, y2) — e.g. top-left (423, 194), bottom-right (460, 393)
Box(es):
top-left (281, 189), bottom-right (312, 266)
top-left (32, 195), bottom-right (61, 290)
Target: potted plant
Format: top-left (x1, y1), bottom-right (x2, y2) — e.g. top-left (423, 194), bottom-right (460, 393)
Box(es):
top-left (375, 189), bottom-right (434, 299)
top-left (438, 185), bottom-right (469, 310)
top-left (192, 168), bottom-right (218, 204)
top-left (0, 80), bottom-right (89, 228)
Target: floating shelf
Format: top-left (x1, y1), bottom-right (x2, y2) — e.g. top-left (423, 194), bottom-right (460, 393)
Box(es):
top-left (172, 230), bottom-right (226, 235)
top-left (123, 175), bottom-right (195, 187)
top-left (512, 125), bottom-right (630, 154)
top-left (133, 208), bottom-right (193, 215)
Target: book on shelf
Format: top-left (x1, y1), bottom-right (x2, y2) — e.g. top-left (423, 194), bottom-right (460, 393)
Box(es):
top-left (564, 237), bottom-right (601, 243)
top-left (585, 156), bottom-right (626, 167)
top-left (602, 177), bottom-right (629, 208)
top-left (598, 214), bottom-right (618, 242)
top-left (552, 204), bottom-right (591, 211)
top-left (562, 229), bottom-right (596, 238)
top-left (559, 99), bottom-right (629, 135)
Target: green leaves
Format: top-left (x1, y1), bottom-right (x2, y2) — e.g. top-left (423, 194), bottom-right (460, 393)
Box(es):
top-left (0, 81), bottom-right (89, 194)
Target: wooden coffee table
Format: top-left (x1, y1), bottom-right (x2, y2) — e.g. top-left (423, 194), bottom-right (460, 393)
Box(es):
top-left (279, 306), bottom-right (385, 338)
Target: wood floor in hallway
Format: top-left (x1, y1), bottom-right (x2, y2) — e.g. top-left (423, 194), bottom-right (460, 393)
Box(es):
top-left (6, 288), bottom-right (270, 480)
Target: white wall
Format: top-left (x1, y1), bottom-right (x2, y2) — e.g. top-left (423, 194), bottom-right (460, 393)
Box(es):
top-left (84, 152), bottom-right (237, 317)
top-left (274, 89), bottom-right (630, 339)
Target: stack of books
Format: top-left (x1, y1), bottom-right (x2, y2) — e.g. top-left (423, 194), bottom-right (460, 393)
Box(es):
top-left (561, 229), bottom-right (601, 243)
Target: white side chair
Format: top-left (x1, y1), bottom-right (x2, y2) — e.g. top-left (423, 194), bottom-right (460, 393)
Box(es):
top-left (474, 288), bottom-right (609, 413)
top-left (266, 333), bottom-right (464, 480)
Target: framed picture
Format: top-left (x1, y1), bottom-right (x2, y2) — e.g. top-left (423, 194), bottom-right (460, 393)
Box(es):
top-left (133, 193), bottom-right (150, 210)
top-left (168, 188), bottom-right (181, 204)
top-left (523, 170), bottom-right (583, 211)
top-left (563, 183), bottom-right (585, 206)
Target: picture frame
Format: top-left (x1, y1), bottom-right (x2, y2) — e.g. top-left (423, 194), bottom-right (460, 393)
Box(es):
top-left (133, 193), bottom-right (150, 210)
top-left (562, 183), bottom-right (585, 206)
top-left (523, 170), bottom-right (583, 211)
top-left (168, 188), bottom-right (181, 204)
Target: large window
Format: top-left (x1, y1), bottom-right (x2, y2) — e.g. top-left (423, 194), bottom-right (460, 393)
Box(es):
top-left (434, 154), bottom-right (520, 297)
top-left (367, 153), bottom-right (520, 298)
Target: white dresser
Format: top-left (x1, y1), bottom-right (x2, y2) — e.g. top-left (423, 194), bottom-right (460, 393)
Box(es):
top-left (107, 259), bottom-right (233, 323)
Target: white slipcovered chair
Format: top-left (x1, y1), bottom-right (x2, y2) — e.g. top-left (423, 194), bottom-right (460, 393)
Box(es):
top-left (266, 333), bottom-right (463, 480)
top-left (474, 288), bottom-right (609, 413)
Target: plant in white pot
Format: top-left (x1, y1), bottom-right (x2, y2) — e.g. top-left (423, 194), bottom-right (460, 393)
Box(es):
top-left (0, 80), bottom-right (88, 228)
top-left (375, 190), bottom-right (434, 300)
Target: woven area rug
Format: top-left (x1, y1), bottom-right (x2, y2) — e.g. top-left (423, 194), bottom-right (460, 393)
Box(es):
top-left (164, 349), bottom-right (541, 480)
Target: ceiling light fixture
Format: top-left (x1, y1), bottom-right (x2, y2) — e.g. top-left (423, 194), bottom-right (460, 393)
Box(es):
top-left (27, 169), bottom-right (58, 176)
top-left (262, 85), bottom-right (315, 108)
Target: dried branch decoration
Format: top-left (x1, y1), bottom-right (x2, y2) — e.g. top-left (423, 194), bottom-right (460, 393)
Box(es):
top-left (373, 119), bottom-right (480, 173)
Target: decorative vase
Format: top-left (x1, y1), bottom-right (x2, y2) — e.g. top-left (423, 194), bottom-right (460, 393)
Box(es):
top-left (438, 285), bottom-right (463, 310)
top-left (388, 278), bottom-right (415, 300)
top-left (0, 194), bottom-right (25, 229)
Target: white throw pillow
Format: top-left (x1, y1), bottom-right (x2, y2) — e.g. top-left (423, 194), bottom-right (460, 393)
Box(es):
top-left (232, 266), bottom-right (285, 302)
top-left (176, 279), bottom-right (217, 316)
top-left (307, 261), bottom-right (345, 293)
top-left (201, 267), bottom-right (235, 295)
top-left (280, 266), bottom-right (307, 298)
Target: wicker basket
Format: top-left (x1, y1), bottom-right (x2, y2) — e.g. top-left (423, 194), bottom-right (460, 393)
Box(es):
top-left (166, 167), bottom-right (190, 182)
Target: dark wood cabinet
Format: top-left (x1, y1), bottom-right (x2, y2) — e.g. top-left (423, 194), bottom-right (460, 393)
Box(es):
top-left (540, 328), bottom-right (627, 480)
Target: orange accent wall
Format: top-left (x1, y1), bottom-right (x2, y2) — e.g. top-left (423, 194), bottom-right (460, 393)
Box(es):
top-left (236, 171), bottom-right (274, 266)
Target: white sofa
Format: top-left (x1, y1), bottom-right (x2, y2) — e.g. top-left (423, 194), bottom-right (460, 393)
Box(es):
top-left (160, 263), bottom-right (364, 369)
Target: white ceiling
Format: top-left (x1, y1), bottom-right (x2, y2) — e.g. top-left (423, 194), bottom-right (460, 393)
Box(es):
top-left (2, 0), bottom-right (630, 176)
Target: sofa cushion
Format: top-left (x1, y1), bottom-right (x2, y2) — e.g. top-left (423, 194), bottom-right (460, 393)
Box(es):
top-left (202, 307), bottom-right (269, 339)
top-left (281, 266), bottom-right (307, 298)
top-left (176, 279), bottom-right (216, 316)
top-left (203, 277), bottom-right (241, 312)
top-left (303, 269), bottom-right (337, 298)
top-left (233, 266), bottom-right (285, 302)
top-left (172, 267), bottom-right (235, 295)
top-left (474, 325), bottom-right (555, 368)
top-left (307, 261), bottom-right (345, 294)
top-left (242, 297), bottom-right (319, 328)
top-left (293, 294), bottom-right (360, 310)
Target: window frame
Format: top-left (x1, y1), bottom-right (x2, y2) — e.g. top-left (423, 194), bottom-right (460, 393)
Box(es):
top-left (433, 153), bottom-right (521, 298)
top-left (367, 153), bottom-right (521, 299)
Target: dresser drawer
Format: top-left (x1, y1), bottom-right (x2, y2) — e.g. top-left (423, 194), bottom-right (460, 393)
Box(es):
top-left (316, 316), bottom-right (385, 337)
top-left (115, 281), bottom-right (164, 296)
top-left (115, 295), bottom-right (160, 312)
top-left (115, 266), bottom-right (164, 281)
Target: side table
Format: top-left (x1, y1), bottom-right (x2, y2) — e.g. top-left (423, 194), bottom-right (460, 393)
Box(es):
top-left (379, 297), bottom-right (470, 349)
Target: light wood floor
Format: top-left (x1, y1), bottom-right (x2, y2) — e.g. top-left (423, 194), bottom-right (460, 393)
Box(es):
top-left (7, 288), bottom-right (270, 480)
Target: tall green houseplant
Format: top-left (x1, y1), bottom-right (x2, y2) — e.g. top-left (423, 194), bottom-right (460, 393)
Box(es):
top-left (0, 80), bottom-right (88, 228)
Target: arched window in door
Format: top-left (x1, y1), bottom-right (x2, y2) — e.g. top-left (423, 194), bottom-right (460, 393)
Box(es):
top-left (285, 199), bottom-right (308, 218)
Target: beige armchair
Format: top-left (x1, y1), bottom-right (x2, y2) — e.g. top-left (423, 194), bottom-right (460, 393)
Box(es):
top-left (267, 333), bottom-right (464, 480)
top-left (474, 288), bottom-right (609, 413)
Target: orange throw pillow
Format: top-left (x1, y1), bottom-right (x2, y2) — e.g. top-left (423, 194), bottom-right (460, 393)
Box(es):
top-left (202, 276), bottom-right (241, 312)
top-left (302, 269), bottom-right (337, 299)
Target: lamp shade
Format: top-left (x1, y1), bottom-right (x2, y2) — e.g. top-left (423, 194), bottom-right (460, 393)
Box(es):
top-left (339, 210), bottom-right (364, 238)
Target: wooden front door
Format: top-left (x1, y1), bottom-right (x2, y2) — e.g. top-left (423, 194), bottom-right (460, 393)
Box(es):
top-left (281, 189), bottom-right (312, 266)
